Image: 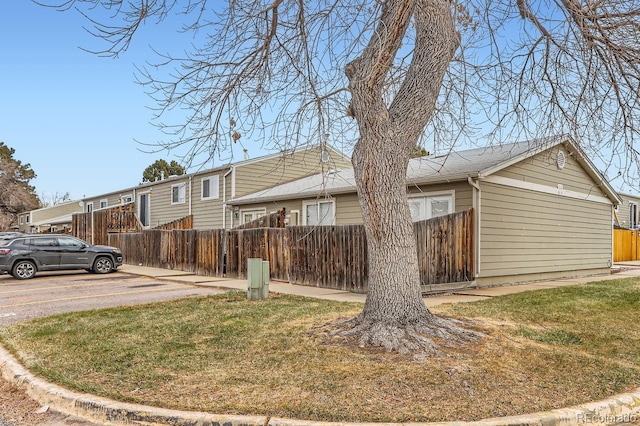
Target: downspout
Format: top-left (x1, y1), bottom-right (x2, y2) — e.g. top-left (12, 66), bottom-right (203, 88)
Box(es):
top-left (467, 177), bottom-right (481, 278)
top-left (90, 209), bottom-right (94, 245)
top-left (188, 176), bottom-right (193, 217)
top-left (223, 168), bottom-right (233, 229)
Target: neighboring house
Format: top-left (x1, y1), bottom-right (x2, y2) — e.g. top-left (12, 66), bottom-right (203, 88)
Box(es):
top-left (79, 144), bottom-right (351, 230)
top-left (229, 135), bottom-right (622, 287)
top-left (615, 193), bottom-right (640, 229)
top-left (16, 200), bottom-right (84, 233)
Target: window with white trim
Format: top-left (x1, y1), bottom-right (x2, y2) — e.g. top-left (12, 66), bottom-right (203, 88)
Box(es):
top-left (171, 183), bottom-right (186, 204)
top-left (100, 199), bottom-right (108, 209)
top-left (303, 200), bottom-right (335, 226)
top-left (19, 216), bottom-right (24, 225)
top-left (86, 202), bottom-right (93, 213)
top-left (201, 175), bottom-right (220, 200)
top-left (240, 209), bottom-right (266, 224)
top-left (121, 194), bottom-right (133, 203)
top-left (408, 192), bottom-right (454, 222)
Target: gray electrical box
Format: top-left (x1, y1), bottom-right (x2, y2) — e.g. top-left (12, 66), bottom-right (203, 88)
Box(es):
top-left (247, 258), bottom-right (270, 300)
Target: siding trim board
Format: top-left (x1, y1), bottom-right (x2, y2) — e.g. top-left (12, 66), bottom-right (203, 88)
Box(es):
top-left (483, 175), bottom-right (613, 205)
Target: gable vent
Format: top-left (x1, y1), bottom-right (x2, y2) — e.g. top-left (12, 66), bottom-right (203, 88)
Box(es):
top-left (556, 150), bottom-right (566, 170)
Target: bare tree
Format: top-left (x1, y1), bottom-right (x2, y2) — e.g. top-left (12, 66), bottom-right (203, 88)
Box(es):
top-left (0, 143), bottom-right (40, 231)
top-left (41, 0), bottom-right (640, 355)
top-left (39, 191), bottom-right (72, 208)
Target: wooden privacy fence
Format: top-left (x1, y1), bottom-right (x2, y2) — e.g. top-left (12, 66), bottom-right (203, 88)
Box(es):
top-left (226, 228), bottom-right (289, 280)
top-left (613, 228), bottom-right (640, 262)
top-left (109, 229), bottom-right (225, 276)
top-left (289, 208), bottom-right (474, 292)
top-left (73, 203), bottom-right (141, 245)
top-left (153, 215), bottom-right (193, 230)
top-left (108, 209), bottom-right (474, 293)
top-left (289, 224), bottom-right (368, 293)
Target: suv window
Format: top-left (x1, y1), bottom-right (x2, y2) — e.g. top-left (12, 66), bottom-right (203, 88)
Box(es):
top-left (27, 238), bottom-right (57, 247)
top-left (58, 237), bottom-right (85, 248)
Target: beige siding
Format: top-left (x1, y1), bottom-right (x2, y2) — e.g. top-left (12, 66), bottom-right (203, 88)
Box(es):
top-left (146, 177), bottom-right (191, 228)
top-left (234, 146), bottom-right (351, 197)
top-left (191, 172), bottom-right (225, 229)
top-left (495, 146), bottom-right (608, 198)
top-left (30, 202), bottom-right (82, 223)
top-left (83, 190), bottom-right (137, 212)
top-left (479, 182), bottom-right (612, 279)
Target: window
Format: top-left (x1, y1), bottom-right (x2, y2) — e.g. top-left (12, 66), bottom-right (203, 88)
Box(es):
top-left (28, 237), bottom-right (56, 247)
top-left (25, 215), bottom-right (30, 224)
top-left (240, 209), bottom-right (266, 224)
top-left (121, 194), bottom-right (133, 203)
top-left (86, 202), bottom-right (93, 213)
top-left (172, 183), bottom-right (186, 204)
top-left (139, 193), bottom-right (150, 227)
top-left (100, 199), bottom-right (108, 209)
top-left (201, 175), bottom-right (220, 200)
top-left (409, 192), bottom-right (454, 222)
top-left (630, 203), bottom-right (638, 229)
top-left (304, 200), bottom-right (335, 226)
top-left (58, 236), bottom-right (85, 248)
top-left (19, 216), bottom-right (24, 225)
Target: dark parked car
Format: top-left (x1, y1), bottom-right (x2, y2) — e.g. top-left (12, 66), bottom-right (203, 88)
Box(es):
top-left (0, 232), bottom-right (23, 244)
top-left (0, 235), bottom-right (123, 280)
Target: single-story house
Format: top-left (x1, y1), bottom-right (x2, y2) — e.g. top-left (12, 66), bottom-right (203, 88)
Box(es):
top-left (77, 144), bottom-right (351, 230)
top-left (229, 135), bottom-right (622, 287)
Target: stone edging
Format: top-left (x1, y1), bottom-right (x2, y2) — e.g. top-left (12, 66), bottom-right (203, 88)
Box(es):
top-left (1, 344), bottom-right (640, 426)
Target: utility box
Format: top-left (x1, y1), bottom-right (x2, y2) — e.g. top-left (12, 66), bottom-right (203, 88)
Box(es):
top-left (247, 258), bottom-right (270, 300)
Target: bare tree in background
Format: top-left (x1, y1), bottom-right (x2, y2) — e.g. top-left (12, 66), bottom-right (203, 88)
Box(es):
top-left (39, 191), bottom-right (72, 208)
top-left (0, 142), bottom-right (40, 231)
top-left (42, 0), bottom-right (640, 355)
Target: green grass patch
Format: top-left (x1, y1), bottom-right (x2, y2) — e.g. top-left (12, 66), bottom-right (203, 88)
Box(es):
top-left (1, 280), bottom-right (640, 423)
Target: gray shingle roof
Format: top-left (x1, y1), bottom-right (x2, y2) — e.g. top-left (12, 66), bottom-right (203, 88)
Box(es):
top-left (230, 135), bottom-right (619, 205)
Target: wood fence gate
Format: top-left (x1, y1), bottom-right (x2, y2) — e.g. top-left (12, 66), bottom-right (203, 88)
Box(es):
top-left (613, 228), bottom-right (640, 262)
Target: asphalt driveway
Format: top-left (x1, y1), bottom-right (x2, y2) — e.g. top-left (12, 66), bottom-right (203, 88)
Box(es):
top-left (0, 270), bottom-right (223, 327)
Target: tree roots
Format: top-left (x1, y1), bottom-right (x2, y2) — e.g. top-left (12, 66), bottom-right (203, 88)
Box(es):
top-left (328, 313), bottom-right (483, 359)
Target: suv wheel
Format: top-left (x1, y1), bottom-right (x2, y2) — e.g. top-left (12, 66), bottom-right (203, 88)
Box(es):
top-left (93, 256), bottom-right (114, 274)
top-left (12, 260), bottom-right (36, 280)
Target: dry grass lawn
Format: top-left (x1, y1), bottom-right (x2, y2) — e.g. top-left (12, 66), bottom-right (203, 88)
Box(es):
top-left (0, 278), bottom-right (639, 422)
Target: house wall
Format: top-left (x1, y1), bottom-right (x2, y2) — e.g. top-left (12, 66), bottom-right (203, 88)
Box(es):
top-left (191, 171), bottom-right (226, 229)
top-left (477, 146), bottom-right (613, 285)
top-left (74, 146), bottom-right (350, 231)
top-left (616, 193), bottom-right (640, 229)
top-left (232, 181), bottom-right (475, 226)
top-left (226, 146), bottom-right (352, 228)
top-left (494, 146), bottom-right (608, 197)
top-left (83, 190), bottom-right (137, 212)
top-left (17, 201), bottom-right (83, 232)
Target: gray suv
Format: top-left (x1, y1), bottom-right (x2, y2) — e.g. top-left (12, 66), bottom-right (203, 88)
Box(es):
top-left (0, 235), bottom-right (123, 280)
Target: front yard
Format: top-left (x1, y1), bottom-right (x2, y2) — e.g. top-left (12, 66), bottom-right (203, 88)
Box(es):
top-left (0, 279), bottom-right (639, 422)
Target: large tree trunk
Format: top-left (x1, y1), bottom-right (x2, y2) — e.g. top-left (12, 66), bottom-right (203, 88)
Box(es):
top-left (335, 0), bottom-right (479, 355)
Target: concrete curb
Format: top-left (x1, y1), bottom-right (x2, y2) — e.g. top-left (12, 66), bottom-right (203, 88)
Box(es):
top-left (2, 345), bottom-right (640, 426)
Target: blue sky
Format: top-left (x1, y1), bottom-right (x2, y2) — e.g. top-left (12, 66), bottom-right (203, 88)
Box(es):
top-left (0, 1), bottom-right (262, 202)
top-left (1, 2), bottom-right (634, 202)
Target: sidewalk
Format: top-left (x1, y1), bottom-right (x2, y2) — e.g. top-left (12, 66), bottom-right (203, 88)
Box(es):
top-left (118, 262), bottom-right (640, 307)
